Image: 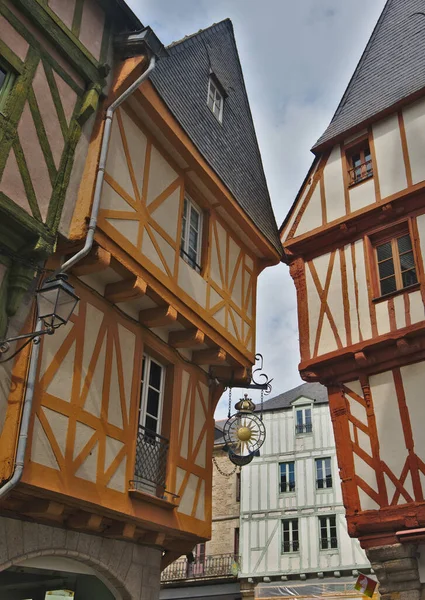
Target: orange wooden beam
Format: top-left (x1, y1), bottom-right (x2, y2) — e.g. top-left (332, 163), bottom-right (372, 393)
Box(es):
top-left (105, 276), bottom-right (147, 304)
top-left (169, 328), bottom-right (205, 349)
top-left (71, 246), bottom-right (111, 276)
top-left (139, 305), bottom-right (177, 328)
top-left (192, 347), bottom-right (226, 365)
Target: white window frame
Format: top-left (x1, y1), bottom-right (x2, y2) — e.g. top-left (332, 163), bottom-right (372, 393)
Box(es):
top-left (180, 195), bottom-right (203, 272)
top-left (295, 405), bottom-right (312, 435)
top-left (139, 354), bottom-right (165, 436)
top-left (207, 76), bottom-right (224, 122)
top-left (316, 457), bottom-right (333, 489)
top-left (281, 518), bottom-right (299, 554)
top-left (319, 515), bottom-right (338, 551)
top-left (279, 461), bottom-right (296, 494)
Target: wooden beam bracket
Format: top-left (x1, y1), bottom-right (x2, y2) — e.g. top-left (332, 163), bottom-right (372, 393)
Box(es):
top-left (139, 305), bottom-right (178, 328)
top-left (192, 347), bottom-right (226, 365)
top-left (105, 276), bottom-right (147, 304)
top-left (71, 245), bottom-right (111, 276)
top-left (169, 328), bottom-right (205, 349)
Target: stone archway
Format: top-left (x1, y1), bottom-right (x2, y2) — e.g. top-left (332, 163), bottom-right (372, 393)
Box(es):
top-left (0, 516), bottom-right (162, 600)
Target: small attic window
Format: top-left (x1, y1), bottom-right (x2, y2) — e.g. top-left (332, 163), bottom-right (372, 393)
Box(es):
top-left (207, 75), bottom-right (223, 122)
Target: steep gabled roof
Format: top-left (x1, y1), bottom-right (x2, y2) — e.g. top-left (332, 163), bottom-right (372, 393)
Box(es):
top-left (150, 19), bottom-right (281, 254)
top-left (259, 382), bottom-right (328, 412)
top-left (313, 0), bottom-right (425, 152)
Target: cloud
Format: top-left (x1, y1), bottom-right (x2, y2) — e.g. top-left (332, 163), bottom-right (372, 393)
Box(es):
top-left (126, 0), bottom-right (387, 419)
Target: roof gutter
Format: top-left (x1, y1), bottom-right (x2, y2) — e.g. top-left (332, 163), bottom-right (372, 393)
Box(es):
top-left (0, 28), bottom-right (164, 500)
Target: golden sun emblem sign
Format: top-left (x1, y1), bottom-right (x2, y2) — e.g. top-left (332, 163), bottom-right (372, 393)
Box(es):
top-left (223, 394), bottom-right (266, 463)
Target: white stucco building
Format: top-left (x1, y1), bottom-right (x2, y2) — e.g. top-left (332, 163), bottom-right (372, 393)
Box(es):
top-left (239, 382), bottom-right (374, 598)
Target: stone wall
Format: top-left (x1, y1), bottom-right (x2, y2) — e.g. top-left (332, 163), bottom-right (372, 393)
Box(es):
top-left (0, 515), bottom-right (162, 600)
top-left (366, 543), bottom-right (421, 600)
top-left (206, 448), bottom-right (240, 557)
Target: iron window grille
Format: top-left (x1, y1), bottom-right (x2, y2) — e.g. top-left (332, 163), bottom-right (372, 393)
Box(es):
top-left (161, 553), bottom-right (239, 582)
top-left (133, 424), bottom-right (169, 493)
top-left (295, 423), bottom-right (312, 434)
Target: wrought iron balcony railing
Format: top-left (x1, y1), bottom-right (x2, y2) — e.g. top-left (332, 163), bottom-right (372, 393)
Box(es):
top-left (295, 423), bottom-right (312, 434)
top-left (161, 554), bottom-right (240, 583)
top-left (132, 425), bottom-right (169, 495)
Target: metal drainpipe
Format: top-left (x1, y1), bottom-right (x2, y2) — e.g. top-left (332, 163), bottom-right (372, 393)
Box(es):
top-left (0, 51), bottom-right (156, 499)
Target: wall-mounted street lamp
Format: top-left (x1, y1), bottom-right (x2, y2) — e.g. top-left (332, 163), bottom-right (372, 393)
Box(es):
top-left (0, 274), bottom-right (79, 360)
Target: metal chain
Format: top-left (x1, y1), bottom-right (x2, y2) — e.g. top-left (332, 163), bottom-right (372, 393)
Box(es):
top-left (227, 387), bottom-right (232, 418)
top-left (212, 454), bottom-right (240, 477)
top-left (260, 388), bottom-right (264, 421)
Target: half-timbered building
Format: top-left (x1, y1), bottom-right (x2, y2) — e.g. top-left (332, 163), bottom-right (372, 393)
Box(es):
top-left (239, 383), bottom-right (371, 599)
top-left (0, 11), bottom-right (280, 599)
top-left (281, 0), bottom-right (425, 596)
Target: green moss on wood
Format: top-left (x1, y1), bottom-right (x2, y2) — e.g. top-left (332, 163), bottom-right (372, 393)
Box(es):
top-left (43, 60), bottom-right (68, 139)
top-left (77, 86), bottom-right (100, 126)
top-left (12, 140), bottom-right (43, 222)
top-left (72, 0), bottom-right (84, 39)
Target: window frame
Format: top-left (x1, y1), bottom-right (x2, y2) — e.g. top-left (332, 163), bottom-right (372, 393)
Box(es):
top-left (279, 461), bottom-right (296, 494)
top-left (180, 194), bottom-right (203, 273)
top-left (367, 221), bottom-right (420, 300)
top-left (0, 60), bottom-right (16, 115)
top-left (316, 457), bottom-right (333, 490)
top-left (295, 405), bottom-right (312, 435)
top-left (207, 75), bottom-right (224, 123)
top-left (345, 136), bottom-right (373, 187)
top-left (281, 518), bottom-right (299, 554)
top-left (236, 471), bottom-right (241, 502)
top-left (138, 354), bottom-right (166, 436)
top-left (319, 515), bottom-right (338, 551)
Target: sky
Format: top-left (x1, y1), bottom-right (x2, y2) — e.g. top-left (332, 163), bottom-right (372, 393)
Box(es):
top-left (127, 0), bottom-right (387, 419)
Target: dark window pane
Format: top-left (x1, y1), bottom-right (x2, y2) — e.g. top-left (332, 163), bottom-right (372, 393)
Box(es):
top-left (330, 516), bottom-right (336, 527)
top-left (326, 475), bottom-right (333, 488)
top-left (0, 67), bottom-right (6, 90)
top-left (296, 410), bottom-right (303, 425)
top-left (380, 276), bottom-right (397, 295)
top-left (149, 361), bottom-right (162, 390)
top-left (402, 269), bottom-right (418, 288)
top-left (331, 537), bottom-right (338, 549)
top-left (305, 408), bottom-right (312, 425)
top-left (147, 388), bottom-right (160, 417)
top-left (352, 154), bottom-right (361, 167)
top-left (378, 258), bottom-right (395, 279)
top-left (145, 415), bottom-right (158, 433)
top-left (364, 147), bottom-right (371, 162)
top-left (399, 251), bottom-right (415, 271)
top-left (377, 242), bottom-right (392, 261)
top-left (397, 234), bottom-right (412, 253)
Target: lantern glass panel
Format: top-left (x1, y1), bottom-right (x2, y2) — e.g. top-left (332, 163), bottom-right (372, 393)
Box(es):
top-left (36, 278), bottom-right (79, 328)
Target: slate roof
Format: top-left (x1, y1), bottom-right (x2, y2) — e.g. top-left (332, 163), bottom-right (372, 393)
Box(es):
top-left (259, 382), bottom-right (328, 412)
top-left (150, 19), bottom-right (281, 254)
top-left (313, 0), bottom-right (425, 152)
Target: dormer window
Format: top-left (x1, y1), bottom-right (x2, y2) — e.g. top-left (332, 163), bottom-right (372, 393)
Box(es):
top-left (207, 76), bottom-right (223, 122)
top-left (180, 195), bottom-right (203, 272)
top-left (345, 138), bottom-right (373, 186)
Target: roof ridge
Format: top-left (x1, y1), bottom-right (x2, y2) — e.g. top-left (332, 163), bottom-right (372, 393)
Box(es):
top-left (167, 18), bottom-right (232, 49)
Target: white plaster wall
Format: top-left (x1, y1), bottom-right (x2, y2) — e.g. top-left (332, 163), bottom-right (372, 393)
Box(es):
top-left (349, 178), bottom-right (376, 213)
top-left (323, 144), bottom-right (346, 223)
top-left (295, 185), bottom-right (322, 237)
top-left (177, 258), bottom-right (207, 308)
top-left (403, 97), bottom-right (425, 185)
top-left (373, 114), bottom-right (407, 199)
top-left (240, 402), bottom-right (368, 576)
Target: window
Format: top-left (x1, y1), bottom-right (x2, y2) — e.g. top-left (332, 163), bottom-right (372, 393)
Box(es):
top-left (295, 407), bottom-right (312, 434)
top-left (139, 355), bottom-right (165, 435)
top-left (236, 472), bottom-right (241, 502)
top-left (346, 139), bottom-right (373, 185)
top-left (374, 228), bottom-right (418, 296)
top-left (282, 519), bottom-right (299, 553)
top-left (319, 515), bottom-right (338, 550)
top-left (0, 63), bottom-right (15, 113)
top-left (207, 76), bottom-right (223, 122)
top-left (280, 461), bottom-right (295, 493)
top-left (316, 457), bottom-right (332, 489)
top-left (180, 195), bottom-right (203, 272)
